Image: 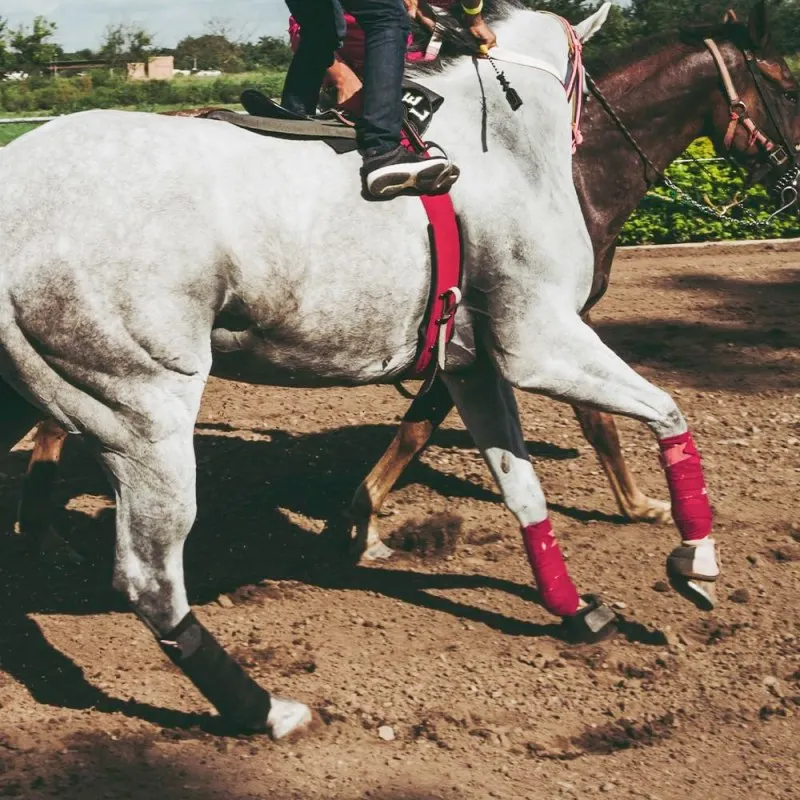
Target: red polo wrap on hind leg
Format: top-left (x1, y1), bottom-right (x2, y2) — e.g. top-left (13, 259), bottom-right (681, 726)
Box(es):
top-left (659, 431), bottom-right (712, 542)
top-left (521, 520), bottom-right (580, 617)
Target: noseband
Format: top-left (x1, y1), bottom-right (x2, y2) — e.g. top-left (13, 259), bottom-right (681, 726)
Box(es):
top-left (704, 38), bottom-right (799, 211)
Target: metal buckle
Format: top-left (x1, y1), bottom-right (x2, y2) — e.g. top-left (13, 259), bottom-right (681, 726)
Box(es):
top-left (769, 146), bottom-right (789, 166)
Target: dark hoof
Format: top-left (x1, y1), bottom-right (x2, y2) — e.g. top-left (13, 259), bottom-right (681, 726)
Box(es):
top-left (667, 571), bottom-right (716, 611)
top-left (560, 595), bottom-right (618, 644)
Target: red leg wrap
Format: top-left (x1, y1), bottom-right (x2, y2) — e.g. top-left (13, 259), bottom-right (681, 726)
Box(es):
top-left (521, 520), bottom-right (580, 617)
top-left (659, 431), bottom-right (712, 542)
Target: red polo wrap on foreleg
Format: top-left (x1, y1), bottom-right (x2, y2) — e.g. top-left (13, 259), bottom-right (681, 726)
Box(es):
top-left (659, 431), bottom-right (712, 541)
top-left (521, 520), bottom-right (580, 617)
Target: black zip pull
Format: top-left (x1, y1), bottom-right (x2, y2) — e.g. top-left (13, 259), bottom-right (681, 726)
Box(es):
top-left (486, 55), bottom-right (523, 112)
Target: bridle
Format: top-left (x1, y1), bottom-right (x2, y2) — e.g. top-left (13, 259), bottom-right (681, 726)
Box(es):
top-left (704, 37), bottom-right (799, 212)
top-left (586, 32), bottom-right (800, 224)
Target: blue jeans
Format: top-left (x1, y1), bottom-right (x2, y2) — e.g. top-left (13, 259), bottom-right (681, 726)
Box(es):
top-left (282, 0), bottom-right (410, 156)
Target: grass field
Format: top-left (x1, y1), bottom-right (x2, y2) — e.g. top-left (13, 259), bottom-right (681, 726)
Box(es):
top-left (0, 102), bottom-right (245, 147)
top-left (0, 122), bottom-right (38, 146)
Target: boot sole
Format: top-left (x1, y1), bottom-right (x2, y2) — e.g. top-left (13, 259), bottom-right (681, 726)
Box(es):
top-left (367, 162), bottom-right (460, 198)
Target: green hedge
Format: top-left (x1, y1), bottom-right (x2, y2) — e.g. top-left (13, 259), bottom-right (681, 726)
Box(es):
top-left (0, 72), bottom-right (285, 113)
top-left (618, 138), bottom-right (800, 245)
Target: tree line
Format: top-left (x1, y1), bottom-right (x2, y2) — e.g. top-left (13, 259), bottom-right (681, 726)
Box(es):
top-left (0, 17), bottom-right (292, 77)
top-left (532, 0), bottom-right (800, 66)
top-left (1, 2), bottom-right (798, 79)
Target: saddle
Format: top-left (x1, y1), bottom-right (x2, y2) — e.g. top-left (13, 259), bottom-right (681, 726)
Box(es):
top-left (200, 81), bottom-right (458, 385)
top-left (205, 80), bottom-right (445, 155)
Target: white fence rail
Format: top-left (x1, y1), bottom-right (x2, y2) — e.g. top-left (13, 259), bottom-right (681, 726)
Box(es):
top-left (0, 116), bottom-right (59, 125)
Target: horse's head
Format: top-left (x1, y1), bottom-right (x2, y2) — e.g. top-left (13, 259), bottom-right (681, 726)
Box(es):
top-left (701, 0), bottom-right (799, 211)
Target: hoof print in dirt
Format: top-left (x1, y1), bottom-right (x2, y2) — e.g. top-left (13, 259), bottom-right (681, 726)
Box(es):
top-left (385, 513), bottom-right (464, 558)
top-left (560, 596), bottom-right (618, 644)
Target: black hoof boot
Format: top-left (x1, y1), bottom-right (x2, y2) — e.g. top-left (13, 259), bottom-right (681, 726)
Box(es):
top-left (560, 595), bottom-right (618, 644)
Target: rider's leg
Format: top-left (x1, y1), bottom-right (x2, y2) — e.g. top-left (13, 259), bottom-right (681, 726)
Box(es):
top-left (343, 0), bottom-right (459, 197)
top-left (281, 0), bottom-right (346, 115)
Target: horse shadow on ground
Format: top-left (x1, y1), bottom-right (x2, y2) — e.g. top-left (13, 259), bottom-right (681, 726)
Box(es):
top-left (0, 424), bottom-right (663, 732)
top-left (0, 727), bottom-right (452, 800)
top-left (594, 270), bottom-right (800, 392)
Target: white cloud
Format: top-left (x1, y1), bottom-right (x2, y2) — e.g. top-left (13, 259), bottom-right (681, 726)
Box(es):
top-left (2, 0), bottom-right (290, 51)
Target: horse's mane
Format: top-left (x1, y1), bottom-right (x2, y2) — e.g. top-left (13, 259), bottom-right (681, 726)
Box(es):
top-left (592, 22), bottom-right (757, 75)
top-left (409, 3), bottom-right (759, 79)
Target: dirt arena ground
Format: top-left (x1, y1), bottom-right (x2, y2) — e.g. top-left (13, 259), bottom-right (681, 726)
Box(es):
top-left (0, 244), bottom-right (798, 800)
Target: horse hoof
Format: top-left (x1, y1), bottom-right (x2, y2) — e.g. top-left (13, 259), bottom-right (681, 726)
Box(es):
top-left (39, 528), bottom-right (85, 567)
top-left (626, 498), bottom-right (672, 525)
top-left (361, 540), bottom-right (394, 562)
top-left (560, 595), bottom-right (618, 644)
top-left (666, 538), bottom-right (719, 611)
top-left (668, 574), bottom-right (717, 611)
top-left (267, 696), bottom-right (313, 741)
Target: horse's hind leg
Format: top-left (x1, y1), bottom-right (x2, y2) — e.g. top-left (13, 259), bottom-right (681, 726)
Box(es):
top-left (441, 366), bottom-right (617, 641)
top-left (16, 419), bottom-right (83, 565)
top-left (99, 404), bottom-right (310, 738)
top-left (497, 318), bottom-right (719, 610)
top-left (347, 377), bottom-right (454, 561)
top-left (572, 405), bottom-right (671, 524)
top-left (0, 378), bottom-right (42, 453)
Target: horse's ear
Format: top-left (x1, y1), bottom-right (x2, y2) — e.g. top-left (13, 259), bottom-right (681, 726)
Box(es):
top-left (747, 0), bottom-right (770, 49)
top-left (722, 8), bottom-right (737, 24)
top-left (573, 1), bottom-right (611, 44)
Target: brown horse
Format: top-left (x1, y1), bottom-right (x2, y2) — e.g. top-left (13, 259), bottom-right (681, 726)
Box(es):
top-left (13, 3), bottom-right (800, 571)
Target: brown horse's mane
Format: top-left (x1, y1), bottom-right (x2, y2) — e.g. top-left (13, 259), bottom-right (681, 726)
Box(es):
top-left (594, 22), bottom-right (757, 77)
top-left (410, 1), bottom-right (759, 79)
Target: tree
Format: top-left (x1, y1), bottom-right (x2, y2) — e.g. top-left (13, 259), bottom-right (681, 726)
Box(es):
top-left (174, 34), bottom-right (244, 72)
top-left (0, 17), bottom-right (10, 76)
top-left (9, 16), bottom-right (62, 74)
top-left (99, 23), bottom-right (154, 67)
top-left (240, 36), bottom-right (293, 70)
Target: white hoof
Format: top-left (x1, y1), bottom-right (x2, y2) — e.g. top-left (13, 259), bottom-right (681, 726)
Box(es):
top-left (362, 539), bottom-right (394, 562)
top-left (267, 696), bottom-right (312, 741)
top-left (667, 537), bottom-right (719, 611)
top-left (627, 497), bottom-right (672, 525)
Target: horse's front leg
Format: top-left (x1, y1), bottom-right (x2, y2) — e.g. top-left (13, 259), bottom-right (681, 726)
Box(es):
top-left (572, 405), bottom-right (671, 524)
top-left (575, 311), bottom-right (670, 524)
top-left (347, 377), bottom-right (454, 561)
top-left (493, 312), bottom-right (719, 611)
top-left (441, 365), bottom-right (617, 642)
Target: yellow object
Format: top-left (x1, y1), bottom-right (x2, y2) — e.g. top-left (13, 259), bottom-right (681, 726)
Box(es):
top-left (461, 1), bottom-right (484, 16)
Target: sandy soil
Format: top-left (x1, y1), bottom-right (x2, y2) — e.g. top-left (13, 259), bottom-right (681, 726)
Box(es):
top-left (0, 247), bottom-right (798, 800)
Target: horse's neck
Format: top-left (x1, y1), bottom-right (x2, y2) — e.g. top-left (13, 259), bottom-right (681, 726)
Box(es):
top-left (416, 10), bottom-right (573, 162)
top-left (576, 44), bottom-right (718, 239)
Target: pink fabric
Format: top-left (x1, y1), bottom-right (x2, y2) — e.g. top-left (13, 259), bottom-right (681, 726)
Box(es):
top-left (521, 520), bottom-right (580, 617)
top-left (659, 431), bottom-right (713, 542)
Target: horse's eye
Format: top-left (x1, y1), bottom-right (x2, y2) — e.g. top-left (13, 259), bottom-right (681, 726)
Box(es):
top-left (785, 90), bottom-right (799, 105)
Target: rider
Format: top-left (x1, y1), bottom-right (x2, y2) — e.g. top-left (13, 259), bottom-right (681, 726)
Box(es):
top-left (282, 0), bottom-right (497, 198)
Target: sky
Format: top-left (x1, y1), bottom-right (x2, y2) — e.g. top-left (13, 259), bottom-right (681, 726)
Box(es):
top-left (2, 1), bottom-right (630, 52)
top-left (1, 1), bottom-right (290, 52)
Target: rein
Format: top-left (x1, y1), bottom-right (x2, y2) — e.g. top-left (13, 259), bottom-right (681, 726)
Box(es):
top-left (586, 36), bottom-right (799, 226)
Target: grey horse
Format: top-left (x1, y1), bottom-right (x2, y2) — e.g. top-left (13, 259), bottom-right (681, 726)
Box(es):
top-left (0, 4), bottom-right (720, 737)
